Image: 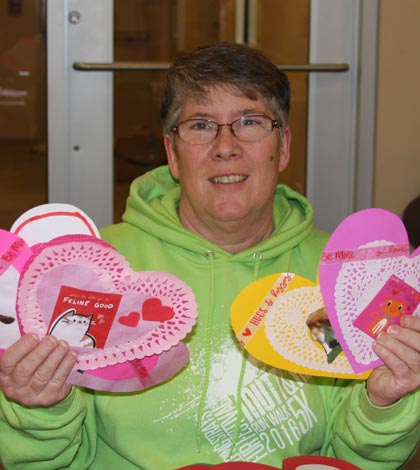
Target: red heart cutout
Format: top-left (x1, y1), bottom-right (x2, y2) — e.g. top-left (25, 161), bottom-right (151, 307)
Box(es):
top-left (242, 328), bottom-right (252, 337)
top-left (142, 297), bottom-right (175, 322)
top-left (119, 311), bottom-right (140, 328)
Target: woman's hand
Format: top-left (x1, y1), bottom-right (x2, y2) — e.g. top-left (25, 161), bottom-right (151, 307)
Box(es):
top-left (367, 315), bottom-right (420, 407)
top-left (0, 333), bottom-right (77, 407)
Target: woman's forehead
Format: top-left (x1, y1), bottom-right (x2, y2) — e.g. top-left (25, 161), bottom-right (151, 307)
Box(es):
top-left (180, 87), bottom-right (269, 118)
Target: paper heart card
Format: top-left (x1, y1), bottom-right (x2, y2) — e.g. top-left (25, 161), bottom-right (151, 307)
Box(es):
top-left (17, 234), bottom-right (197, 370)
top-left (0, 204), bottom-right (197, 392)
top-left (319, 208), bottom-right (420, 374)
top-left (230, 273), bottom-right (367, 379)
top-left (178, 456), bottom-right (360, 469)
top-left (0, 229), bottom-right (32, 349)
top-left (0, 204), bottom-right (100, 350)
top-left (282, 455), bottom-right (361, 469)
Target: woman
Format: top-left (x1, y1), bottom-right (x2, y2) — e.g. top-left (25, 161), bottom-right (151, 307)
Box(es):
top-left (0, 42), bottom-right (419, 470)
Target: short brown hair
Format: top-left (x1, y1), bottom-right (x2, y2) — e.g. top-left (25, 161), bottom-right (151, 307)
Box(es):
top-left (160, 42), bottom-right (290, 136)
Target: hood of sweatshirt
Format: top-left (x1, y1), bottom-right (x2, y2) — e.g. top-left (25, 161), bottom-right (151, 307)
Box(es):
top-left (122, 165), bottom-right (317, 264)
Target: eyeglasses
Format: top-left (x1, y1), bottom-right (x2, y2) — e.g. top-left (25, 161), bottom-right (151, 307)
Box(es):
top-left (171, 114), bottom-right (280, 145)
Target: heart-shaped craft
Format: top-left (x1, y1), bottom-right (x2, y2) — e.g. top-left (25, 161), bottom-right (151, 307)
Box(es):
top-left (231, 273), bottom-right (366, 379)
top-left (0, 230), bottom-right (32, 349)
top-left (178, 456), bottom-right (359, 469)
top-left (16, 234), bottom-right (198, 371)
top-left (319, 208), bottom-right (420, 373)
top-left (282, 455), bottom-right (361, 470)
top-left (1, 203), bottom-right (194, 391)
top-left (0, 203), bottom-right (100, 352)
top-left (11, 202), bottom-right (100, 243)
top-left (68, 342), bottom-right (190, 393)
top-left (178, 464), bottom-right (280, 469)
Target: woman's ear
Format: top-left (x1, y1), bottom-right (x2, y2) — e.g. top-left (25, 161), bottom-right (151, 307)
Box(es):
top-left (164, 134), bottom-right (180, 179)
top-left (278, 126), bottom-right (291, 173)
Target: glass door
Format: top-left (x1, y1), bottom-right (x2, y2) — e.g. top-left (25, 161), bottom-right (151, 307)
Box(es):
top-left (0, 0), bottom-right (47, 229)
top-left (112, 0), bottom-right (310, 220)
top-left (48, 0), bottom-right (371, 232)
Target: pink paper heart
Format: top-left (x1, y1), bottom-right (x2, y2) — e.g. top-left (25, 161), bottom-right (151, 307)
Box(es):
top-left (0, 203), bottom-right (101, 355)
top-left (16, 234), bottom-right (198, 371)
top-left (319, 208), bottom-right (420, 373)
top-left (67, 342), bottom-right (190, 393)
top-left (0, 230), bottom-right (33, 351)
top-left (0, 204), bottom-right (192, 392)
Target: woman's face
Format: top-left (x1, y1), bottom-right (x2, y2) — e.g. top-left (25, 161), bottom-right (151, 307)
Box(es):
top-left (165, 87), bottom-right (291, 248)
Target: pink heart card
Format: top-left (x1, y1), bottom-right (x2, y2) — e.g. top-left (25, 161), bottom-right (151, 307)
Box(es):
top-left (0, 230), bottom-right (32, 349)
top-left (0, 204), bottom-right (196, 391)
top-left (319, 208), bottom-right (420, 374)
top-left (0, 204), bottom-right (99, 351)
top-left (16, 234), bottom-right (198, 371)
top-left (231, 273), bottom-right (368, 379)
top-left (68, 342), bottom-right (190, 392)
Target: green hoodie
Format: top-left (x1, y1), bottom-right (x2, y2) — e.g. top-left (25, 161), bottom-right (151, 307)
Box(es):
top-left (0, 166), bottom-right (419, 470)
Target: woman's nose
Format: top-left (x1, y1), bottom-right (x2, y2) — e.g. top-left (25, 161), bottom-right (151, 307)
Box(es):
top-left (212, 125), bottom-right (241, 160)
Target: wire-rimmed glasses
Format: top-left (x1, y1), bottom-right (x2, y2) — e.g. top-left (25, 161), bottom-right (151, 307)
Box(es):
top-left (171, 114), bottom-right (280, 145)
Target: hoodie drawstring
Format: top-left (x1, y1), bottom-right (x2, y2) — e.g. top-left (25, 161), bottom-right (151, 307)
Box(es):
top-left (196, 250), bottom-right (216, 452)
top-left (196, 250), bottom-right (264, 457)
top-left (228, 251), bottom-right (263, 458)
top-left (252, 251), bottom-right (263, 278)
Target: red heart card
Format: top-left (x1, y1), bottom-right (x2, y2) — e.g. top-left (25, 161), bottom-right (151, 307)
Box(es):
top-left (283, 455), bottom-right (361, 469)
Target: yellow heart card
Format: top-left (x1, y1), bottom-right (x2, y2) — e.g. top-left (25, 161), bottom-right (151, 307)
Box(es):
top-left (231, 273), bottom-right (368, 379)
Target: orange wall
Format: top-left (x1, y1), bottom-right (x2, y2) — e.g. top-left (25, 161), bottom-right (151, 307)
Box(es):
top-left (374, 0), bottom-right (420, 217)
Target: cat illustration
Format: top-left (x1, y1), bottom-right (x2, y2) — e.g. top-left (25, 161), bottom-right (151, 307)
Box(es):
top-left (49, 309), bottom-right (96, 348)
top-left (306, 306), bottom-right (343, 364)
top-left (368, 295), bottom-right (410, 336)
top-left (382, 296), bottom-right (408, 318)
top-left (354, 274), bottom-right (420, 339)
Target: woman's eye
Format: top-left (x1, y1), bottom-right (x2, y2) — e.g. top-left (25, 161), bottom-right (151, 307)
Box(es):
top-left (242, 118), bottom-right (258, 126)
top-left (191, 120), bottom-right (212, 130)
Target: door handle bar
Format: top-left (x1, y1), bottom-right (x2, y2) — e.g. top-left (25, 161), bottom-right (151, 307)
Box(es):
top-left (73, 61), bottom-right (349, 73)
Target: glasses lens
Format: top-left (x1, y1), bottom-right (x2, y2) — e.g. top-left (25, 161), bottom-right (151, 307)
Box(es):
top-left (177, 119), bottom-right (217, 144)
top-left (233, 115), bottom-right (273, 142)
